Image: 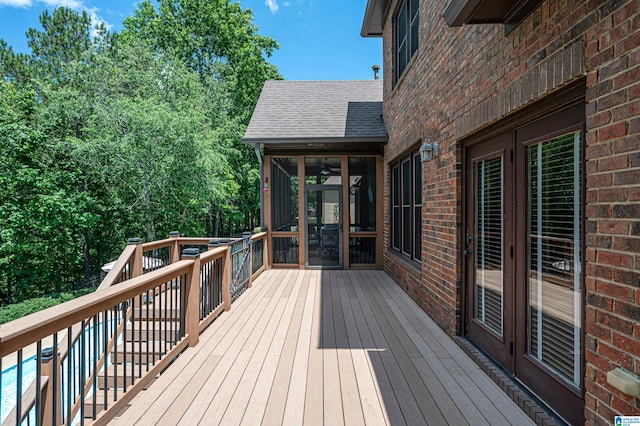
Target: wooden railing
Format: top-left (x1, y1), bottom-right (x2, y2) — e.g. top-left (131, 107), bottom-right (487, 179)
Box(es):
top-left (0, 232), bottom-right (268, 425)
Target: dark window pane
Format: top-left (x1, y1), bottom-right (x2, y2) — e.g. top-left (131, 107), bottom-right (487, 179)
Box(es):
top-left (271, 157), bottom-right (298, 231)
top-left (349, 237), bottom-right (376, 264)
top-left (410, 0), bottom-right (419, 19)
top-left (272, 237), bottom-right (299, 264)
top-left (392, 165), bottom-right (399, 205)
top-left (397, 2), bottom-right (407, 42)
top-left (349, 157), bottom-right (376, 232)
top-left (398, 43), bottom-right (408, 78)
top-left (392, 207), bottom-right (400, 250)
top-left (403, 207), bottom-right (411, 254)
top-left (414, 206), bottom-right (421, 260)
top-left (410, 13), bottom-right (419, 56)
top-left (402, 159), bottom-right (411, 205)
top-left (414, 155), bottom-right (422, 204)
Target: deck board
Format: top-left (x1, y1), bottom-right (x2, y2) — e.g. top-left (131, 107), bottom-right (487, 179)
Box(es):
top-left (114, 269), bottom-right (534, 425)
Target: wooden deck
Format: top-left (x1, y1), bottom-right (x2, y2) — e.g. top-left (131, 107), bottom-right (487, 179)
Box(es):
top-left (113, 269), bottom-right (533, 425)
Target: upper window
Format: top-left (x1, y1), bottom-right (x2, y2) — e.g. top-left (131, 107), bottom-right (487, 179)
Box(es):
top-left (391, 151), bottom-right (421, 262)
top-left (394, 0), bottom-right (419, 83)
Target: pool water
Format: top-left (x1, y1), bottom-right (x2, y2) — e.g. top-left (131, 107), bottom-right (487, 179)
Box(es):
top-left (1, 355), bottom-right (38, 423)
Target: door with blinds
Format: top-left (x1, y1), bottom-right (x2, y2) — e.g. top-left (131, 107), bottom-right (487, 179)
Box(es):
top-left (465, 133), bottom-right (514, 370)
top-left (464, 101), bottom-right (584, 425)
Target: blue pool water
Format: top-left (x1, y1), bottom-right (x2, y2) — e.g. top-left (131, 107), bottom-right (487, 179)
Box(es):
top-left (1, 355), bottom-right (38, 423)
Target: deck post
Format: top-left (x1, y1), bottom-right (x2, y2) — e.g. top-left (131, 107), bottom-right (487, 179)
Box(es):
top-left (41, 347), bottom-right (62, 426)
top-left (127, 238), bottom-right (144, 277)
top-left (222, 245), bottom-right (232, 311)
top-left (181, 248), bottom-right (201, 347)
top-left (244, 231), bottom-right (253, 288)
top-left (169, 231), bottom-right (181, 264)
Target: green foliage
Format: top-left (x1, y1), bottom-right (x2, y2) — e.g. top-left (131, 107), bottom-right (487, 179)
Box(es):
top-left (0, 3), bottom-right (278, 307)
top-left (0, 289), bottom-right (94, 324)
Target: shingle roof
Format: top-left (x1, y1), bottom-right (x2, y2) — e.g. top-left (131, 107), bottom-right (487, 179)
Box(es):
top-left (242, 80), bottom-right (387, 144)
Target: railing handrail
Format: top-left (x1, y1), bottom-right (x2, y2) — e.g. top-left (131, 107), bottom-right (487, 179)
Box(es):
top-left (250, 232), bottom-right (267, 241)
top-left (140, 238), bottom-right (176, 251)
top-left (97, 244), bottom-right (137, 291)
top-left (2, 233), bottom-right (268, 425)
top-left (0, 261), bottom-right (193, 358)
top-left (200, 246), bottom-right (228, 264)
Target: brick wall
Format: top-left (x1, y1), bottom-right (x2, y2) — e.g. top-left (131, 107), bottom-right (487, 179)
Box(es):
top-left (379, 0), bottom-right (639, 423)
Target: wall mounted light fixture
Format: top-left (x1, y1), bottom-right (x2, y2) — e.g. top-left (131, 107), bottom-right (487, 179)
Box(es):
top-left (420, 140), bottom-right (439, 162)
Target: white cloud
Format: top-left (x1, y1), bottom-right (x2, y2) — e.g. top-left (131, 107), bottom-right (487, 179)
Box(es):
top-left (0, 0), bottom-right (33, 7)
top-left (40, 0), bottom-right (83, 8)
top-left (0, 0), bottom-right (113, 38)
top-left (264, 0), bottom-right (278, 13)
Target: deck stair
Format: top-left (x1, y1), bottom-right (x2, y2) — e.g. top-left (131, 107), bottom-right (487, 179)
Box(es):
top-left (83, 289), bottom-right (182, 419)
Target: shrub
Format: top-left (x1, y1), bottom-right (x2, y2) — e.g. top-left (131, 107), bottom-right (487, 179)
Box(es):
top-left (0, 289), bottom-right (94, 324)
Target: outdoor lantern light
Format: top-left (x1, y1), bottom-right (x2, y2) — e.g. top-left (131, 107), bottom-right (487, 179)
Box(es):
top-left (420, 140), bottom-right (439, 162)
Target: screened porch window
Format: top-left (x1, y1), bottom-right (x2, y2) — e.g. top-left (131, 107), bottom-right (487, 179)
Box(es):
top-left (271, 157), bottom-right (298, 232)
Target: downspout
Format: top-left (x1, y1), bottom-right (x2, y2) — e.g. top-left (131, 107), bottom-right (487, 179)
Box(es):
top-left (254, 143), bottom-right (264, 230)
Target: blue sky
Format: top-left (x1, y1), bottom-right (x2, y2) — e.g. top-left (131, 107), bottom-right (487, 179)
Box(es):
top-left (0, 0), bottom-right (383, 80)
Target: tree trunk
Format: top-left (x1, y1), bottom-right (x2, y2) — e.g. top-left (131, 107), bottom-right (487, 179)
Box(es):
top-left (82, 235), bottom-right (92, 282)
top-left (144, 174), bottom-right (155, 241)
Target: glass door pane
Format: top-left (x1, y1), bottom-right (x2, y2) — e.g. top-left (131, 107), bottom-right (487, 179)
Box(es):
top-left (306, 187), bottom-right (342, 268)
top-left (474, 156), bottom-right (504, 337)
top-left (527, 131), bottom-right (582, 388)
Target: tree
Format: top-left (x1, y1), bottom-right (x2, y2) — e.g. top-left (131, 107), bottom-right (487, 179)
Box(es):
top-left (122, 0), bottom-right (282, 233)
top-left (0, 81), bottom-right (99, 303)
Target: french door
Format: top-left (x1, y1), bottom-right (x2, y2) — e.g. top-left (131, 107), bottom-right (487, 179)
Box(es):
top-left (465, 133), bottom-right (514, 370)
top-left (305, 185), bottom-right (343, 268)
top-left (464, 102), bottom-right (584, 425)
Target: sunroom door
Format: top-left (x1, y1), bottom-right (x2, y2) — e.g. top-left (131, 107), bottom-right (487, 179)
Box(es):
top-left (465, 134), bottom-right (514, 370)
top-left (305, 185), bottom-right (342, 268)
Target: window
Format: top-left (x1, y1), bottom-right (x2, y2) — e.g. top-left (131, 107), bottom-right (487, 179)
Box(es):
top-left (390, 151), bottom-right (421, 261)
top-left (394, 0), bottom-right (419, 82)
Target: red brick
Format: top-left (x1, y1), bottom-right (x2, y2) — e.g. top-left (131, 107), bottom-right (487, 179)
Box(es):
top-left (376, 0), bottom-right (640, 421)
top-left (598, 122), bottom-right (628, 141)
top-left (612, 332), bottom-right (640, 354)
top-left (597, 90), bottom-right (627, 112)
top-left (611, 396), bottom-right (639, 416)
top-left (597, 188), bottom-right (627, 202)
top-left (613, 65), bottom-right (640, 90)
top-left (613, 169), bottom-right (640, 185)
top-left (586, 348), bottom-right (611, 371)
top-left (587, 321), bottom-right (612, 341)
top-left (588, 173), bottom-right (613, 187)
top-left (597, 280), bottom-right (634, 300)
top-left (613, 300), bottom-right (640, 321)
top-left (598, 220), bottom-right (629, 234)
top-left (597, 341), bottom-right (633, 368)
top-left (612, 236), bottom-right (640, 252)
top-left (611, 100), bottom-right (640, 121)
top-left (597, 310), bottom-right (634, 335)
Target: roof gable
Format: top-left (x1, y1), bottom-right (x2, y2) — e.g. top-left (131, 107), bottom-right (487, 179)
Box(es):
top-left (242, 80), bottom-right (387, 144)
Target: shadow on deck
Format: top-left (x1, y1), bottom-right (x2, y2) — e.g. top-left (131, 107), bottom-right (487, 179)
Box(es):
top-left (113, 270), bottom-right (533, 425)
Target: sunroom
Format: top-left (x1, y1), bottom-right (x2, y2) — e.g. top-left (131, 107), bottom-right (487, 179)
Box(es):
top-left (242, 79), bottom-right (387, 270)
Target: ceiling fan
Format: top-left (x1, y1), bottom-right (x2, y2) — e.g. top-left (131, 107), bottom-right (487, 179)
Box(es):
top-left (320, 159), bottom-right (340, 176)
